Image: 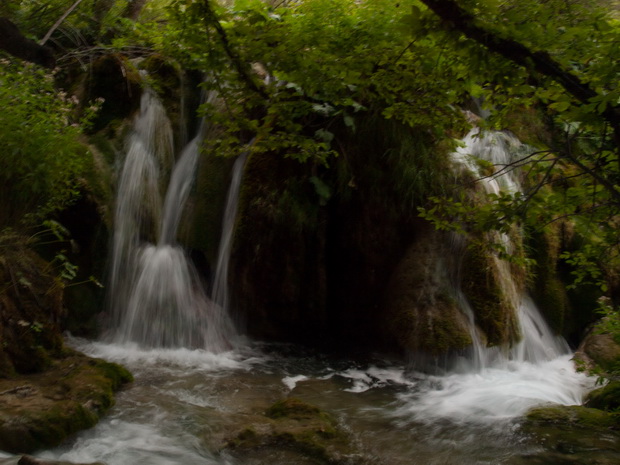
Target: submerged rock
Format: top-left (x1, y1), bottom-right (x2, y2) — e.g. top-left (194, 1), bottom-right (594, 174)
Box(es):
top-left (518, 405), bottom-right (620, 464)
top-left (222, 397), bottom-right (365, 464)
top-left (16, 456), bottom-right (103, 465)
top-left (0, 351), bottom-right (132, 454)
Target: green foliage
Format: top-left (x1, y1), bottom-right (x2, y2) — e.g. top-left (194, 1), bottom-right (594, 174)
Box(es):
top-left (159, 0), bottom-right (468, 164)
top-left (0, 59), bottom-right (91, 229)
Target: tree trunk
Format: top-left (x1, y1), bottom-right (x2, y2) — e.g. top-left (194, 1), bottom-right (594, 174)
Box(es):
top-left (0, 17), bottom-right (55, 68)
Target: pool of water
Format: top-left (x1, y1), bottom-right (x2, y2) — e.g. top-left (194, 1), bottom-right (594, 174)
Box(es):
top-left (7, 337), bottom-right (597, 465)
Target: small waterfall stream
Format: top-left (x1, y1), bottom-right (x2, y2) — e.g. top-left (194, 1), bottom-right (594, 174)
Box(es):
top-left (211, 149), bottom-right (249, 322)
top-left (107, 89), bottom-right (234, 350)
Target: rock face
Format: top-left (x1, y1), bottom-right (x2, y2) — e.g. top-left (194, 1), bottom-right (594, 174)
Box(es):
top-left (228, 120), bottom-right (525, 359)
top-left (383, 227), bottom-right (472, 356)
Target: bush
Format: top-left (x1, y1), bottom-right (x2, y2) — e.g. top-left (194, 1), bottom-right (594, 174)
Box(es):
top-left (0, 58), bottom-right (92, 229)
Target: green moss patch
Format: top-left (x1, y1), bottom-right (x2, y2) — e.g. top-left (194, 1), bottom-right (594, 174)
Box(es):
top-left (0, 351), bottom-right (132, 454)
top-left (586, 381), bottom-right (620, 411)
top-left (224, 397), bottom-right (363, 465)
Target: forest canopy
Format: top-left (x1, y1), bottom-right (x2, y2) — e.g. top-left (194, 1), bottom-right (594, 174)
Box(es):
top-left (1, 0), bottom-right (619, 331)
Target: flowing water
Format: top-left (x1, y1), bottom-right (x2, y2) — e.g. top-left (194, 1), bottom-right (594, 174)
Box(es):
top-left (107, 89), bottom-right (234, 351)
top-left (22, 113), bottom-right (601, 463)
top-left (30, 338), bottom-right (593, 465)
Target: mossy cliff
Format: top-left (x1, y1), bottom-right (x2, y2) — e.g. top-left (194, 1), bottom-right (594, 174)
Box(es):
top-left (460, 240), bottom-right (520, 347)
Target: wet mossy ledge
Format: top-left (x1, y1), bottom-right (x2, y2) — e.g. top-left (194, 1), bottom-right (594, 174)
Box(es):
top-left (223, 397), bottom-right (365, 465)
top-left (0, 350), bottom-right (132, 454)
top-left (0, 235), bottom-right (132, 454)
top-left (522, 405), bottom-right (620, 464)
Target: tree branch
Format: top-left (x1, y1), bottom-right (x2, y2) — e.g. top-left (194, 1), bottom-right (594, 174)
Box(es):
top-left (419, 0), bottom-right (620, 148)
top-left (0, 17), bottom-right (55, 68)
top-left (40, 0), bottom-right (85, 46)
top-left (201, 0), bottom-right (269, 101)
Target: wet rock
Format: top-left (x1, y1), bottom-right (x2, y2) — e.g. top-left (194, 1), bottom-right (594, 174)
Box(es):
top-left (519, 405), bottom-right (620, 465)
top-left (574, 330), bottom-right (620, 374)
top-left (383, 227), bottom-right (472, 360)
top-left (0, 351), bottom-right (132, 454)
top-left (17, 456), bottom-right (104, 465)
top-left (222, 397), bottom-right (366, 464)
top-left (585, 381), bottom-right (620, 411)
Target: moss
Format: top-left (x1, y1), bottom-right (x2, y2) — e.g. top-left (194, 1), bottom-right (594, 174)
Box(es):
top-left (526, 405), bottom-right (619, 429)
top-left (504, 105), bottom-right (554, 149)
top-left (586, 381), bottom-right (620, 411)
top-left (461, 242), bottom-right (519, 346)
top-left (226, 398), bottom-right (357, 464)
top-left (527, 226), bottom-right (570, 335)
top-left (266, 398), bottom-right (324, 420)
top-left (0, 353), bottom-right (132, 453)
top-left (383, 228), bottom-right (472, 356)
top-left (186, 149), bottom-right (235, 264)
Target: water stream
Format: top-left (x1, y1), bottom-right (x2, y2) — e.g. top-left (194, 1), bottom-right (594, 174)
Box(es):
top-left (31, 338), bottom-right (593, 465)
top-left (24, 108), bottom-right (601, 463)
top-left (107, 89), bottom-right (234, 351)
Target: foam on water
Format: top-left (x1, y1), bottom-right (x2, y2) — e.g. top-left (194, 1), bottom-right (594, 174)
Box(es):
top-left (39, 418), bottom-right (222, 465)
top-left (69, 337), bottom-right (264, 374)
top-left (395, 355), bottom-right (594, 424)
top-left (337, 366), bottom-right (416, 393)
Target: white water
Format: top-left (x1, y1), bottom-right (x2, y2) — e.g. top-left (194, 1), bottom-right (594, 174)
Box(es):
top-left (107, 89), bottom-right (234, 350)
top-left (211, 149), bottom-right (249, 321)
top-left (30, 339), bottom-right (595, 465)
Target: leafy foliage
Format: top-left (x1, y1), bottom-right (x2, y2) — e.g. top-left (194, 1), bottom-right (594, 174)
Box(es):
top-left (0, 58), bottom-right (91, 229)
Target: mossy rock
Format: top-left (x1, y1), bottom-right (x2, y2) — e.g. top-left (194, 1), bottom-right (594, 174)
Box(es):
top-left (522, 405), bottom-right (620, 462)
top-left (526, 405), bottom-right (619, 429)
top-left (527, 227), bottom-right (570, 335)
top-left (383, 227), bottom-right (472, 359)
top-left (224, 397), bottom-right (364, 465)
top-left (576, 331), bottom-right (620, 374)
top-left (461, 241), bottom-right (520, 346)
top-left (0, 238), bottom-right (65, 377)
top-left (586, 381), bottom-right (620, 411)
top-left (0, 351), bottom-right (132, 454)
top-left (87, 54), bottom-right (142, 133)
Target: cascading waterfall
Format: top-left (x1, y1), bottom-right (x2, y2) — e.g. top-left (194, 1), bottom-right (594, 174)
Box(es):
top-left (107, 88), bottom-right (234, 350)
top-left (395, 128), bottom-right (592, 423)
top-left (211, 149), bottom-right (249, 322)
top-left (452, 128), bottom-right (569, 367)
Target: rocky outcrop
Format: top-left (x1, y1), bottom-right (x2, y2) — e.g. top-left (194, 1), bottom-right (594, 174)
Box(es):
top-left (521, 405), bottom-right (620, 464)
top-left (383, 227), bottom-right (472, 357)
top-left (0, 234), bottom-right (132, 454)
top-left (222, 397), bottom-right (365, 465)
top-left (0, 350), bottom-right (132, 454)
top-left (574, 329), bottom-right (620, 375)
top-left (0, 235), bottom-right (65, 377)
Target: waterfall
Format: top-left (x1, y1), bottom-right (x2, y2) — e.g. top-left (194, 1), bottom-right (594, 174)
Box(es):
top-left (211, 149), bottom-right (249, 321)
top-left (450, 128), bottom-right (569, 369)
top-left (107, 89), bottom-right (234, 350)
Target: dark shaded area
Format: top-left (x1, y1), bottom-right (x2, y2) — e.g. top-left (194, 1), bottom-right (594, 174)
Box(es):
top-left (0, 17), bottom-right (55, 68)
